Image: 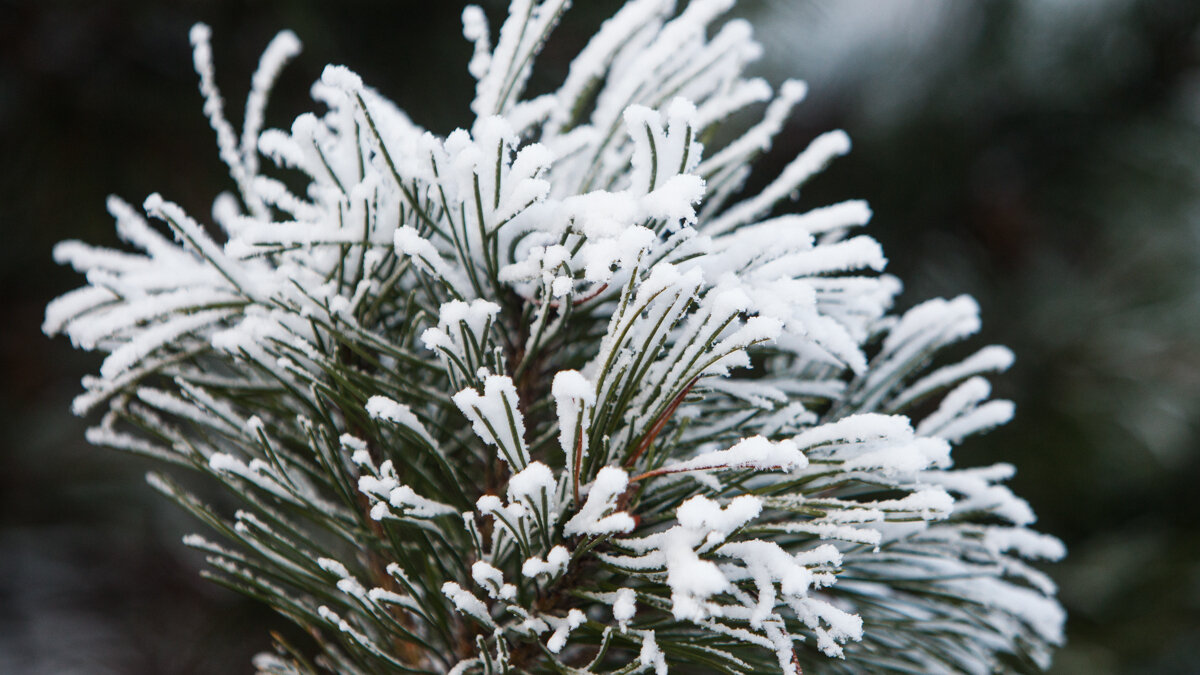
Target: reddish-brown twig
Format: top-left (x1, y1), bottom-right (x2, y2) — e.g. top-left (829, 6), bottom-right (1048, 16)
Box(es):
top-left (623, 377), bottom-right (698, 469)
top-left (571, 420), bottom-right (585, 506)
top-left (529, 282), bottom-right (610, 309)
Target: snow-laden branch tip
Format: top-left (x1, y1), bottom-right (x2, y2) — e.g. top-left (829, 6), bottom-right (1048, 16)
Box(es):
top-left (45, 1), bottom-right (1064, 672)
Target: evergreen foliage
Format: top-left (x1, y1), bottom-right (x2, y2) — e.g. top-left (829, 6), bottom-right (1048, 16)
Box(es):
top-left (44, 1), bottom-right (1064, 672)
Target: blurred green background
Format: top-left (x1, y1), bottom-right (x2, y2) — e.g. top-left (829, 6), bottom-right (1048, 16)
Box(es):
top-left (2, 0), bottom-right (1198, 672)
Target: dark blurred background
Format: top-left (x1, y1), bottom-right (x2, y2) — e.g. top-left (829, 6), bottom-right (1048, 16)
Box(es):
top-left (2, 0), bottom-right (1198, 672)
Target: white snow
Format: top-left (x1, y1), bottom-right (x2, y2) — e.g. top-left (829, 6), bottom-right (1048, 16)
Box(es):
top-left (365, 395), bottom-right (437, 448)
top-left (523, 545), bottom-right (571, 578)
top-left (563, 466), bottom-right (634, 537)
top-left (319, 64), bottom-right (363, 92)
top-left (471, 561), bottom-right (516, 600)
top-left (552, 369), bottom-right (594, 469)
top-left (613, 587), bottom-right (636, 630)
top-left (705, 130), bottom-right (851, 235)
top-left (461, 6), bottom-right (492, 80)
top-left (454, 375), bottom-right (530, 470)
top-left (387, 485), bottom-right (457, 518)
top-left (664, 435), bottom-right (807, 474)
top-left (442, 582), bottom-right (494, 627)
top-left (546, 608), bottom-right (586, 653)
top-left (638, 630), bottom-right (667, 675)
top-left (507, 461), bottom-right (556, 502)
top-left (241, 29), bottom-right (302, 190)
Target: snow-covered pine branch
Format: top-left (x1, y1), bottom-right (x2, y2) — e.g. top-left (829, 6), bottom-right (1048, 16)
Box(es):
top-left (45, 1), bottom-right (1064, 673)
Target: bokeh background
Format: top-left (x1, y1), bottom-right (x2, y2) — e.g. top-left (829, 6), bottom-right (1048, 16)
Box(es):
top-left (3, 0), bottom-right (1198, 672)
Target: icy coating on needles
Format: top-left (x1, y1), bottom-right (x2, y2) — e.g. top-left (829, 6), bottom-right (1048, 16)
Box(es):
top-left (44, 1), bottom-right (1064, 673)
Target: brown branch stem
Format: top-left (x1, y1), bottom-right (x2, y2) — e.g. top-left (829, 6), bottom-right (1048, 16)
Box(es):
top-left (623, 377), bottom-right (697, 469)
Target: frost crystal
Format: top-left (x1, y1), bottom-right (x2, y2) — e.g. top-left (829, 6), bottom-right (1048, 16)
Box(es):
top-left (46, 1), bottom-right (1063, 673)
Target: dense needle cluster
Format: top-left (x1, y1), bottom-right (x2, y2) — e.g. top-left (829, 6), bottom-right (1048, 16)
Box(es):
top-left (44, 1), bottom-right (1065, 673)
